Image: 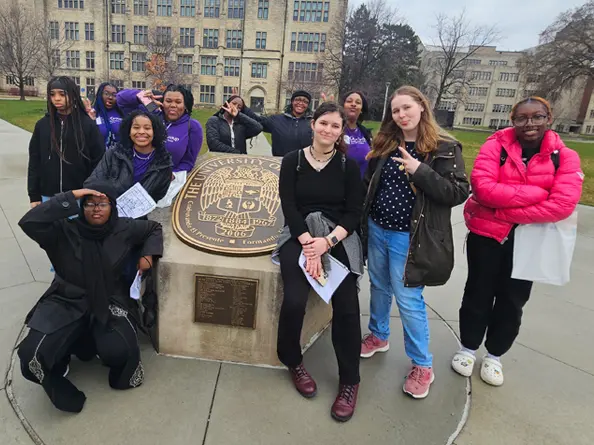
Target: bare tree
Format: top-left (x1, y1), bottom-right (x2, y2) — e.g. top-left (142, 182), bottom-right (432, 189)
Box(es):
top-left (0, 4), bottom-right (42, 100)
top-left (424, 10), bottom-right (499, 108)
top-left (144, 28), bottom-right (181, 90)
top-left (37, 20), bottom-right (73, 80)
top-left (280, 66), bottom-right (330, 111)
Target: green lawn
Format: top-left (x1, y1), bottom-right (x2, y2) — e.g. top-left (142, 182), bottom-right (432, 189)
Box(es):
top-left (0, 99), bottom-right (591, 204)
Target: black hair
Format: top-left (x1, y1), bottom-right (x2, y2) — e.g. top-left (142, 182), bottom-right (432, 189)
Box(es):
top-left (312, 101), bottom-right (347, 154)
top-left (94, 82), bottom-right (122, 147)
top-left (163, 84), bottom-right (194, 116)
top-left (342, 90), bottom-right (369, 122)
top-left (118, 110), bottom-right (168, 151)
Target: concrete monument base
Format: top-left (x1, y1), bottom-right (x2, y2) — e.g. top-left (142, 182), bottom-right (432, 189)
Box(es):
top-left (151, 207), bottom-right (332, 367)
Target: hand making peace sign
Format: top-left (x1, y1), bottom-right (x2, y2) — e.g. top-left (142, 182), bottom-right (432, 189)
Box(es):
top-left (391, 146), bottom-right (421, 175)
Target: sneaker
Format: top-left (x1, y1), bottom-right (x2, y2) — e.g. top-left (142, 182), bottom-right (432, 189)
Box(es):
top-left (288, 363), bottom-right (317, 398)
top-left (360, 333), bottom-right (389, 358)
top-left (63, 364), bottom-right (70, 378)
top-left (403, 365), bottom-right (435, 399)
top-left (331, 384), bottom-right (359, 422)
top-left (451, 350), bottom-right (476, 377)
top-left (480, 356), bottom-right (504, 386)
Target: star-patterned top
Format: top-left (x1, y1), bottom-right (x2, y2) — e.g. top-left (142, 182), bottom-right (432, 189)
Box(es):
top-left (370, 141), bottom-right (419, 232)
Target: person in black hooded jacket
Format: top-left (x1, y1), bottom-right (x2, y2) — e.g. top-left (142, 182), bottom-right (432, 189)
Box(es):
top-left (27, 76), bottom-right (105, 207)
top-left (206, 95), bottom-right (263, 154)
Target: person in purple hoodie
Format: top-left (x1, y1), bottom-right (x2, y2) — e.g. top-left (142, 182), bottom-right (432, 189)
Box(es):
top-left (117, 84), bottom-right (203, 173)
top-left (342, 91), bottom-right (373, 178)
top-left (89, 82), bottom-right (125, 150)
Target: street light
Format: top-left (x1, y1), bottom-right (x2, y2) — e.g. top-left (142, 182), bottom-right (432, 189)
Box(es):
top-left (381, 82), bottom-right (391, 121)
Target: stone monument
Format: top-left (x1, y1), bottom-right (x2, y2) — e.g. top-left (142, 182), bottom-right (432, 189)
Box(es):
top-left (153, 153), bottom-right (332, 367)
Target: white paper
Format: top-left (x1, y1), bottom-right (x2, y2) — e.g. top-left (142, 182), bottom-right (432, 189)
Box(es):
top-left (130, 271), bottom-right (142, 300)
top-left (299, 251), bottom-right (350, 304)
top-left (117, 183), bottom-right (157, 219)
top-left (156, 170), bottom-right (187, 208)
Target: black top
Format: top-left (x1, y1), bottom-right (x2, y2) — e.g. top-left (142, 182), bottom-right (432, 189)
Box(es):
top-left (205, 110), bottom-right (263, 154)
top-left (279, 149), bottom-right (364, 238)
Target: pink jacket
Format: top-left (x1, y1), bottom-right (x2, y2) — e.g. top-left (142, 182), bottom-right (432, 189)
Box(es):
top-left (464, 128), bottom-right (583, 243)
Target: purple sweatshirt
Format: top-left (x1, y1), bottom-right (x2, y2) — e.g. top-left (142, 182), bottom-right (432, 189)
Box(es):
top-left (96, 108), bottom-right (123, 150)
top-left (117, 89), bottom-right (203, 172)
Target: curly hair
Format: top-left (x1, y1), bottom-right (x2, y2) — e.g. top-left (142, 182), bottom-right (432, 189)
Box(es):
top-left (342, 91), bottom-right (369, 122)
top-left (312, 101), bottom-right (348, 154)
top-left (163, 84), bottom-right (194, 116)
top-left (119, 110), bottom-right (167, 151)
top-left (93, 82), bottom-right (123, 146)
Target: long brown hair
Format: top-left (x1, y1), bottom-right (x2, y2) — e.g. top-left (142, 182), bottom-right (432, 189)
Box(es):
top-left (312, 101), bottom-right (348, 154)
top-left (367, 85), bottom-right (453, 159)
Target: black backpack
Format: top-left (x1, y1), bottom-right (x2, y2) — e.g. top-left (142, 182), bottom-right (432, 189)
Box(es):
top-left (500, 147), bottom-right (560, 172)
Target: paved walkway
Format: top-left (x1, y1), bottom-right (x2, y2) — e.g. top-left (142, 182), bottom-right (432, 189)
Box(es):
top-left (0, 118), bottom-right (592, 444)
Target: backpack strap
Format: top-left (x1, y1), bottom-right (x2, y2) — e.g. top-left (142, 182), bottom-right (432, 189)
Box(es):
top-left (341, 153), bottom-right (346, 173)
top-left (296, 149), bottom-right (302, 171)
top-left (500, 147), bottom-right (508, 166)
top-left (500, 146), bottom-right (560, 172)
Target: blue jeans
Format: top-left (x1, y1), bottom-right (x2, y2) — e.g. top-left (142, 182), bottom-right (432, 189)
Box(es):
top-left (367, 218), bottom-right (433, 367)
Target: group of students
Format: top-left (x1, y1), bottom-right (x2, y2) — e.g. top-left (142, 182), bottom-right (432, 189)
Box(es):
top-left (18, 77), bottom-right (583, 422)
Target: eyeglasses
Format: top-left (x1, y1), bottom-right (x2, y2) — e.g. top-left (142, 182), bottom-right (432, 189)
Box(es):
top-left (83, 202), bottom-right (111, 210)
top-left (512, 114), bottom-right (548, 127)
top-left (293, 98), bottom-right (310, 105)
top-left (102, 92), bottom-right (117, 99)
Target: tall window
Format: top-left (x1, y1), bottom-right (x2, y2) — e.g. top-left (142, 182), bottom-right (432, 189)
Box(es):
top-left (492, 104), bottom-right (513, 113)
top-left (51, 50), bottom-right (60, 67)
top-left (6, 75), bottom-right (35, 86)
top-left (85, 23), bottom-right (94, 41)
top-left (200, 56), bottom-right (216, 75)
top-left (72, 77), bottom-right (81, 91)
top-left (468, 87), bottom-right (488, 96)
top-left (180, 28), bottom-right (195, 48)
top-left (134, 26), bottom-right (148, 44)
top-left (495, 88), bottom-right (516, 97)
top-left (470, 71), bottom-right (491, 81)
top-left (132, 52), bottom-right (146, 72)
top-left (256, 32), bottom-right (267, 49)
top-left (293, 1), bottom-right (329, 22)
top-left (258, 0), bottom-right (269, 19)
top-left (65, 22), bottom-right (79, 40)
top-left (228, 0), bottom-right (244, 18)
top-left (465, 103), bottom-right (485, 112)
top-left (132, 81), bottom-right (147, 89)
top-left (111, 0), bottom-right (125, 13)
top-left (251, 62), bottom-right (267, 79)
top-left (489, 60), bottom-right (508, 66)
top-left (49, 22), bottom-right (59, 40)
top-left (111, 25), bottom-right (126, 43)
top-left (463, 59), bottom-right (481, 65)
top-left (86, 78), bottom-right (95, 98)
top-left (134, 0), bottom-right (148, 15)
top-left (112, 80), bottom-right (124, 89)
top-left (65, 50), bottom-right (80, 68)
top-left (226, 30), bottom-right (242, 49)
top-left (200, 85), bottom-right (215, 104)
top-left (110, 52), bottom-right (125, 70)
top-left (290, 32), bottom-right (326, 52)
top-left (180, 0), bottom-right (196, 16)
top-left (463, 117), bottom-right (482, 126)
top-left (223, 86), bottom-right (234, 103)
top-left (203, 29), bottom-right (219, 48)
top-left (156, 27), bottom-right (172, 45)
top-left (224, 58), bottom-right (240, 76)
top-left (85, 51), bottom-right (95, 69)
top-left (204, 0), bottom-right (220, 18)
top-left (288, 62), bottom-right (323, 82)
top-left (157, 0), bottom-right (172, 16)
top-left (499, 72), bottom-right (519, 82)
top-left (58, 0), bottom-right (84, 9)
top-left (178, 55), bottom-right (194, 74)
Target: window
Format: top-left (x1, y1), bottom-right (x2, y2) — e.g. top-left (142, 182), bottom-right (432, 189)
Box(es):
top-left (112, 80), bottom-right (124, 89)
top-left (178, 55), bottom-right (194, 74)
top-left (134, 26), bottom-right (148, 44)
top-left (463, 117), bottom-right (482, 126)
top-left (471, 71), bottom-right (491, 81)
top-left (49, 22), bottom-right (59, 40)
top-left (496, 88), bottom-right (516, 97)
top-left (290, 32), bottom-right (326, 52)
top-left (157, 0), bottom-right (172, 16)
top-left (72, 77), bottom-right (81, 91)
top-left (6, 75), bottom-right (35, 86)
top-left (65, 50), bottom-right (80, 68)
top-left (500, 119), bottom-right (510, 127)
top-left (223, 86), bottom-right (234, 103)
top-left (180, 0), bottom-right (196, 16)
top-left (463, 59), bottom-right (481, 65)
top-left (65, 22), bottom-right (79, 40)
top-left (111, 0), bottom-right (125, 13)
top-left (85, 23), bottom-right (94, 41)
top-left (586, 126), bottom-right (592, 134)
top-left (258, 0), bottom-right (269, 19)
top-left (134, 0), bottom-right (148, 15)
top-left (288, 62), bottom-right (323, 82)
top-left (489, 119), bottom-right (499, 128)
top-left (526, 74), bottom-right (543, 84)
top-left (465, 103), bottom-right (485, 112)
top-left (499, 72), bottom-right (519, 82)
top-left (228, 0), bottom-right (245, 18)
top-left (590, 109), bottom-right (594, 119)
top-left (468, 87), bottom-right (488, 97)
top-left (180, 28), bottom-right (195, 48)
top-left (492, 104), bottom-right (513, 113)
top-left (58, 0), bottom-right (84, 9)
top-left (182, 84), bottom-right (193, 91)
top-left (110, 52), bottom-right (125, 70)
top-left (86, 78), bottom-right (95, 98)
top-left (85, 51), bottom-right (95, 69)
top-left (52, 50), bottom-right (61, 67)
top-left (200, 56), bottom-right (216, 75)
top-left (132, 81), bottom-right (147, 89)
top-left (437, 101), bottom-right (456, 111)
top-left (204, 0), bottom-right (220, 18)
top-left (203, 29), bottom-right (219, 48)
top-left (226, 30), bottom-right (242, 49)
top-left (200, 85), bottom-right (215, 104)
top-left (156, 27), bottom-right (172, 45)
top-left (256, 32), bottom-right (267, 49)
top-left (132, 52), bottom-right (146, 72)
top-left (293, 1), bottom-right (329, 22)
top-left (111, 25), bottom-right (126, 43)
top-left (224, 58), bottom-right (240, 76)
top-left (489, 60), bottom-right (508, 66)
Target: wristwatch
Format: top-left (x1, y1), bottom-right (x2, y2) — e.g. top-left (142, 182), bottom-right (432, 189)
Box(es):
top-left (326, 235), bottom-right (339, 248)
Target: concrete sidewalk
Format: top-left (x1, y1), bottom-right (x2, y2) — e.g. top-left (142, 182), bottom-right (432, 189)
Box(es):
top-left (0, 118), bottom-right (592, 445)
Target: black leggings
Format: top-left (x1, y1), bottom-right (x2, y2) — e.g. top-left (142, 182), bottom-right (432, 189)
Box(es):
top-left (18, 307), bottom-right (143, 413)
top-left (277, 239), bottom-right (361, 385)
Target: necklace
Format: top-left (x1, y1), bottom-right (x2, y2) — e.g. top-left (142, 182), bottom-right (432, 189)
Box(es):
top-left (134, 149), bottom-right (155, 161)
top-left (309, 145), bottom-right (336, 171)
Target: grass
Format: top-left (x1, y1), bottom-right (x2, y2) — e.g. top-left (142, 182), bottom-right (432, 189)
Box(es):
top-left (0, 99), bottom-right (591, 204)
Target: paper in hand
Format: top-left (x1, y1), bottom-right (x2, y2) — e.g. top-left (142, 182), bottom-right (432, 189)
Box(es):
top-left (117, 183), bottom-right (157, 219)
top-left (130, 271), bottom-right (143, 300)
top-left (298, 251), bottom-right (349, 304)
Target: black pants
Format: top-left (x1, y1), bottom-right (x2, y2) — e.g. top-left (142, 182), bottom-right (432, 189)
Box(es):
top-left (277, 239), bottom-right (361, 385)
top-left (18, 307), bottom-right (143, 413)
top-left (459, 231), bottom-right (533, 357)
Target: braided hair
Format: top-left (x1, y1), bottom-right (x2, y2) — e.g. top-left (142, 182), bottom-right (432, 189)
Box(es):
top-left (94, 82), bottom-right (122, 148)
top-left (511, 96), bottom-right (552, 120)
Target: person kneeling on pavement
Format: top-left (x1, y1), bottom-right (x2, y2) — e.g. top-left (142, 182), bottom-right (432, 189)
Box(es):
top-left (17, 184), bottom-right (163, 413)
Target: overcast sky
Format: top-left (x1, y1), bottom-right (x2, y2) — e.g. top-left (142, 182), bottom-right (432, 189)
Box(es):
top-left (351, 0), bottom-right (587, 51)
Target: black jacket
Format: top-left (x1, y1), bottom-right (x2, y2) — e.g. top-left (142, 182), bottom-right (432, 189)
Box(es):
top-left (27, 113), bottom-right (105, 202)
top-left (362, 139), bottom-right (470, 287)
top-left (358, 123), bottom-right (373, 146)
top-left (18, 192), bottom-right (163, 334)
top-left (206, 110), bottom-right (263, 154)
top-left (84, 142), bottom-right (173, 202)
top-left (243, 107), bottom-right (312, 157)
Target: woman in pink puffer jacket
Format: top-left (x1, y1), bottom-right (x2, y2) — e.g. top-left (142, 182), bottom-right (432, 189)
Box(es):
top-left (451, 97), bottom-right (583, 386)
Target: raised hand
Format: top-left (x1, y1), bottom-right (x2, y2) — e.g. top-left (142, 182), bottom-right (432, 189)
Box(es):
top-left (222, 101), bottom-right (239, 117)
top-left (392, 146), bottom-right (421, 175)
top-left (72, 189), bottom-right (106, 200)
top-left (82, 97), bottom-right (96, 120)
top-left (320, 92), bottom-right (335, 103)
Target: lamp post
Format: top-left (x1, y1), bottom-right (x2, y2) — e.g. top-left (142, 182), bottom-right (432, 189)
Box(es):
top-left (381, 82), bottom-right (391, 121)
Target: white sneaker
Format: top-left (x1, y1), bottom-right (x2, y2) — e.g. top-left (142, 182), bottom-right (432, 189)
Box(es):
top-left (451, 350), bottom-right (476, 377)
top-left (480, 356), bottom-right (504, 386)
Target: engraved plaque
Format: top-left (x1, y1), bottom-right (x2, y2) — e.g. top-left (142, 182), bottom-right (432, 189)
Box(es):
top-left (194, 274), bottom-right (258, 329)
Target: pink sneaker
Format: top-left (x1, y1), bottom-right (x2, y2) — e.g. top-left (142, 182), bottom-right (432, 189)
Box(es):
top-left (360, 333), bottom-right (389, 358)
top-left (403, 365), bottom-right (435, 399)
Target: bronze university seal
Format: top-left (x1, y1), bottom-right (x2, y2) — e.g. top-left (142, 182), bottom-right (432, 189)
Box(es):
top-left (172, 154), bottom-right (283, 255)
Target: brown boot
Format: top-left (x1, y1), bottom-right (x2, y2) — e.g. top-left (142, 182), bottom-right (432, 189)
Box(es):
top-left (289, 363), bottom-right (317, 398)
top-left (331, 384), bottom-right (359, 422)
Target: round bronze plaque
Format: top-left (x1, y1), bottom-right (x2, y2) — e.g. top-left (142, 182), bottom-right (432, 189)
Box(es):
top-left (172, 154), bottom-right (283, 256)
